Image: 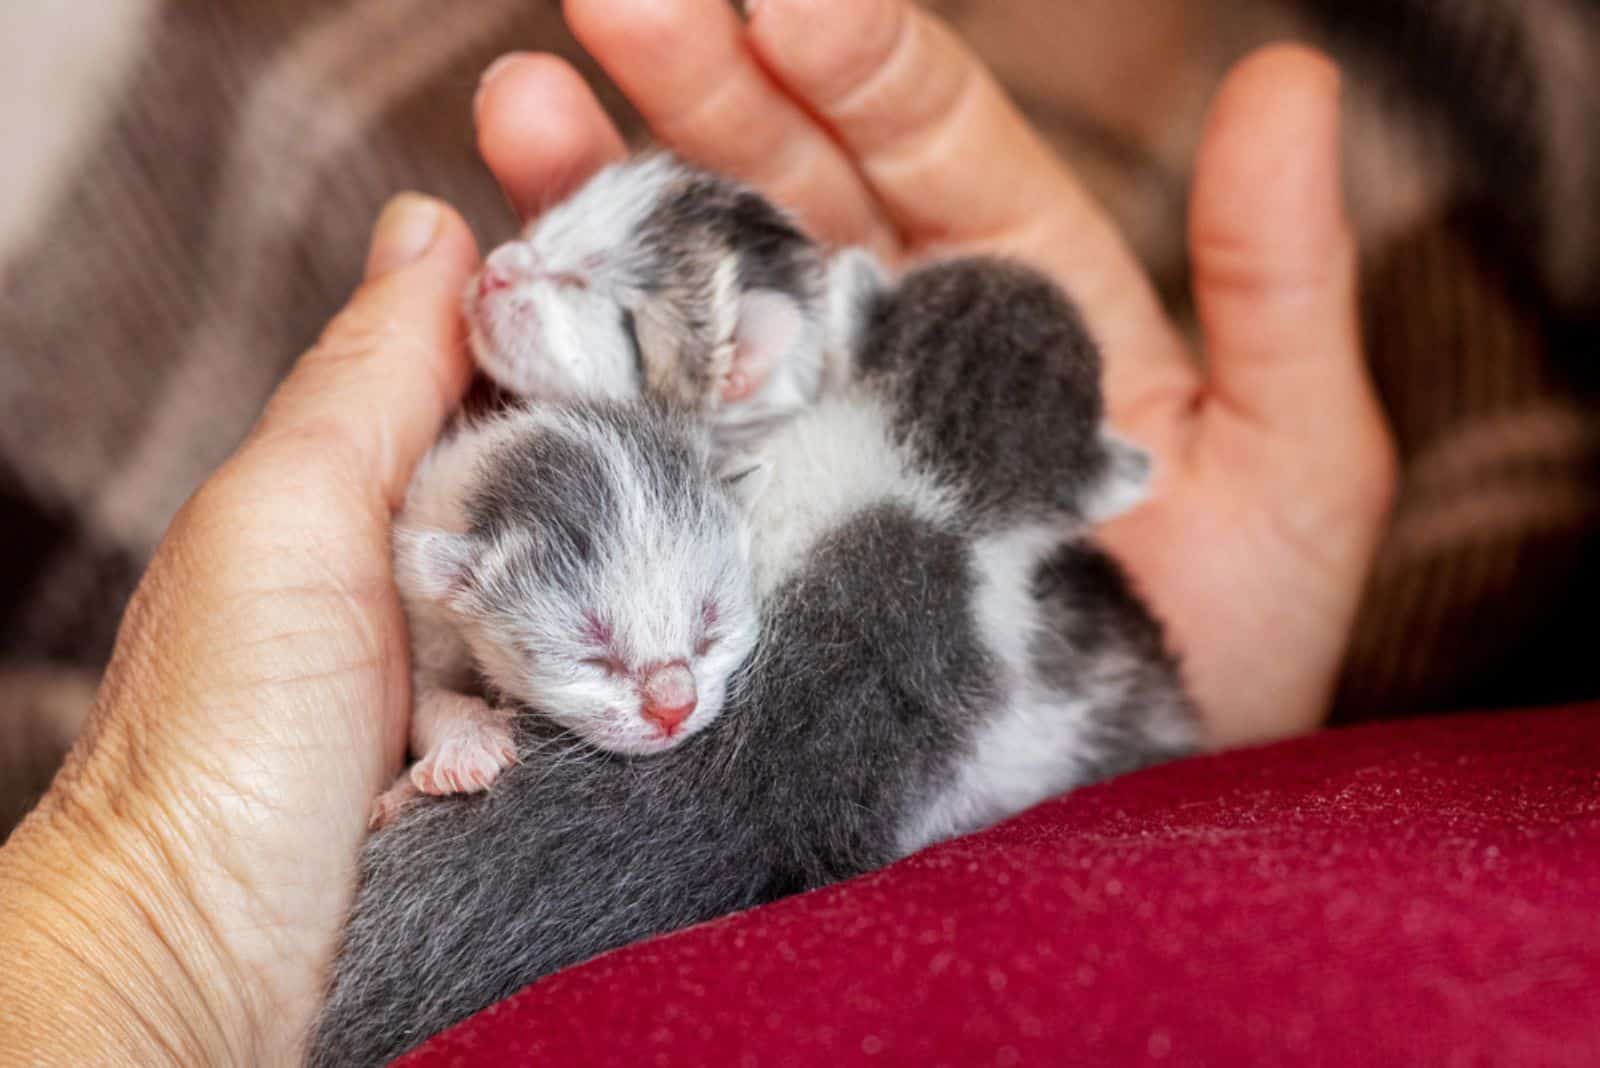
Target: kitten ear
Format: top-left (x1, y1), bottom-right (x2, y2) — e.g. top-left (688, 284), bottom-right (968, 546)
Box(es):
top-left (702, 248), bottom-right (814, 408)
top-left (821, 247), bottom-right (890, 387)
top-left (393, 528), bottom-right (477, 602)
top-left (1082, 429), bottom-right (1153, 523)
top-left (632, 299), bottom-right (682, 375)
top-left (726, 287), bottom-right (810, 406)
top-left (717, 456), bottom-right (773, 516)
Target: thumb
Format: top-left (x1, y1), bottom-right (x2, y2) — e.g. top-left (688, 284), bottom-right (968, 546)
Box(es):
top-left (1189, 46), bottom-right (1375, 442)
top-left (249, 193), bottom-right (480, 509)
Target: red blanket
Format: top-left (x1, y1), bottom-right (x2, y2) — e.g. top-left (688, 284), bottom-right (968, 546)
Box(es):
top-left (402, 705), bottom-right (1600, 1066)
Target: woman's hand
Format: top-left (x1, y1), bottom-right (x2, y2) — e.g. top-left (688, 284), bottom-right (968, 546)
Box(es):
top-left (474, 0), bottom-right (1397, 746)
top-left (0, 195), bottom-right (479, 1064)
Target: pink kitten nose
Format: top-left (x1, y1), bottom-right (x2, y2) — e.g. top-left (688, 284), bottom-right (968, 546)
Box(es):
top-left (478, 244), bottom-right (537, 297)
top-left (478, 267), bottom-right (512, 296)
top-left (641, 662), bottom-right (697, 735)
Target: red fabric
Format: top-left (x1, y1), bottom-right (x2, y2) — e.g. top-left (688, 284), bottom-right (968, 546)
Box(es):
top-left (401, 705), bottom-right (1600, 1067)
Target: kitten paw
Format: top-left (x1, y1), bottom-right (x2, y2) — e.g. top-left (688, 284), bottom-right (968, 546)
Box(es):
top-left (369, 777), bottom-right (421, 831)
top-left (409, 718), bottom-right (519, 796)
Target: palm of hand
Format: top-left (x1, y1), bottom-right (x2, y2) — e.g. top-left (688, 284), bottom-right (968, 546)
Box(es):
top-left (7, 212), bottom-right (485, 1059)
top-left (90, 452), bottom-right (409, 1025)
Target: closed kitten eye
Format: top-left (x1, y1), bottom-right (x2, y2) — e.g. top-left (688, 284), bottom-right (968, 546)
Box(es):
top-left (582, 656), bottom-right (625, 676)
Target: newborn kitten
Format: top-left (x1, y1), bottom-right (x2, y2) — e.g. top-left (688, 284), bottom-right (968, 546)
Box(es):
top-left (376, 401), bottom-right (763, 825)
top-left (309, 257), bottom-right (1196, 1067)
top-left (465, 151), bottom-right (883, 448)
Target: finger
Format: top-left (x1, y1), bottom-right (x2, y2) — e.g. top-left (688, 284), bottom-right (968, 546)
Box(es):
top-left (1189, 46), bottom-right (1383, 447)
top-left (562, 0), bottom-right (895, 250)
top-left (474, 53), bottom-right (628, 220)
top-left (745, 0), bottom-right (1189, 386)
top-left (249, 194), bottom-right (480, 510)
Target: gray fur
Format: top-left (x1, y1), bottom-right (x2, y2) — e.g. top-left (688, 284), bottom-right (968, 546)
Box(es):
top-left (1031, 542), bottom-right (1196, 781)
top-left (630, 177), bottom-right (824, 410)
top-left (309, 506), bottom-right (993, 1067)
top-left (853, 258), bottom-right (1123, 527)
top-left (464, 402), bottom-right (724, 587)
top-left (309, 255), bottom-right (1196, 1066)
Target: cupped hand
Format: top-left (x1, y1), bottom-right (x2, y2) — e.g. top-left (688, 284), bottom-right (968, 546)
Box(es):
top-left (0, 196), bottom-right (479, 1063)
top-left (474, 0), bottom-right (1397, 745)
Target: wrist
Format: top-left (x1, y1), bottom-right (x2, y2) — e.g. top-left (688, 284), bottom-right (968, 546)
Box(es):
top-left (0, 787), bottom-right (262, 1066)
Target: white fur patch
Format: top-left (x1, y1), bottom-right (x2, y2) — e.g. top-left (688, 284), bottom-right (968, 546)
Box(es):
top-left (1082, 428), bottom-right (1153, 523)
top-left (897, 524), bottom-right (1098, 854)
top-left (743, 390), bottom-right (958, 597)
top-left (466, 155), bottom-right (679, 401)
top-left (394, 413), bottom-right (533, 698)
top-left (819, 247), bottom-right (891, 394)
top-left (523, 152), bottom-right (677, 259)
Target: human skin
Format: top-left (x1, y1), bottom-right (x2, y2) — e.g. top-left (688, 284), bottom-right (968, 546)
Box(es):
top-left (0, 3), bottom-right (1393, 1065)
top-left (0, 195), bottom-right (481, 1064)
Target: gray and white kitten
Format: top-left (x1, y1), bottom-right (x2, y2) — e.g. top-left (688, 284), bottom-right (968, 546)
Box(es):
top-left (465, 152), bottom-right (880, 448)
top-left (375, 402), bottom-right (765, 825)
top-left (388, 154), bottom-right (855, 817)
top-left (308, 257), bottom-right (1196, 1067)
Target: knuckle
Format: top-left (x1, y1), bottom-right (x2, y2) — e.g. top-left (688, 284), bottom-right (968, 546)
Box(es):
top-left (654, 72), bottom-right (774, 161)
top-left (1193, 213), bottom-right (1357, 304)
top-left (566, 0), bottom-right (681, 52)
top-left (802, 0), bottom-right (909, 110)
top-left (826, 8), bottom-right (955, 149)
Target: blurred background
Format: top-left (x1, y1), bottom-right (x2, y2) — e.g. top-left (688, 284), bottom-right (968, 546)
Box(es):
top-left (2, 0), bottom-right (1597, 833)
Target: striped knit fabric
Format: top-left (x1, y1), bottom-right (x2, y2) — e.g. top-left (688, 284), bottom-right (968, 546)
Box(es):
top-left (2, 0), bottom-right (1597, 830)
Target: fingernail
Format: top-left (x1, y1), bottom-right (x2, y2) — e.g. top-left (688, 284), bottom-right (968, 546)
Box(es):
top-left (743, 0), bottom-right (763, 17)
top-left (365, 193), bottom-right (441, 279)
top-left (475, 52), bottom-right (528, 119)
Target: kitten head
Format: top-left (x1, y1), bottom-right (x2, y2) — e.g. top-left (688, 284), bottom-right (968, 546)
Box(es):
top-left (397, 405), bottom-right (766, 755)
top-left (463, 153), bottom-right (830, 436)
